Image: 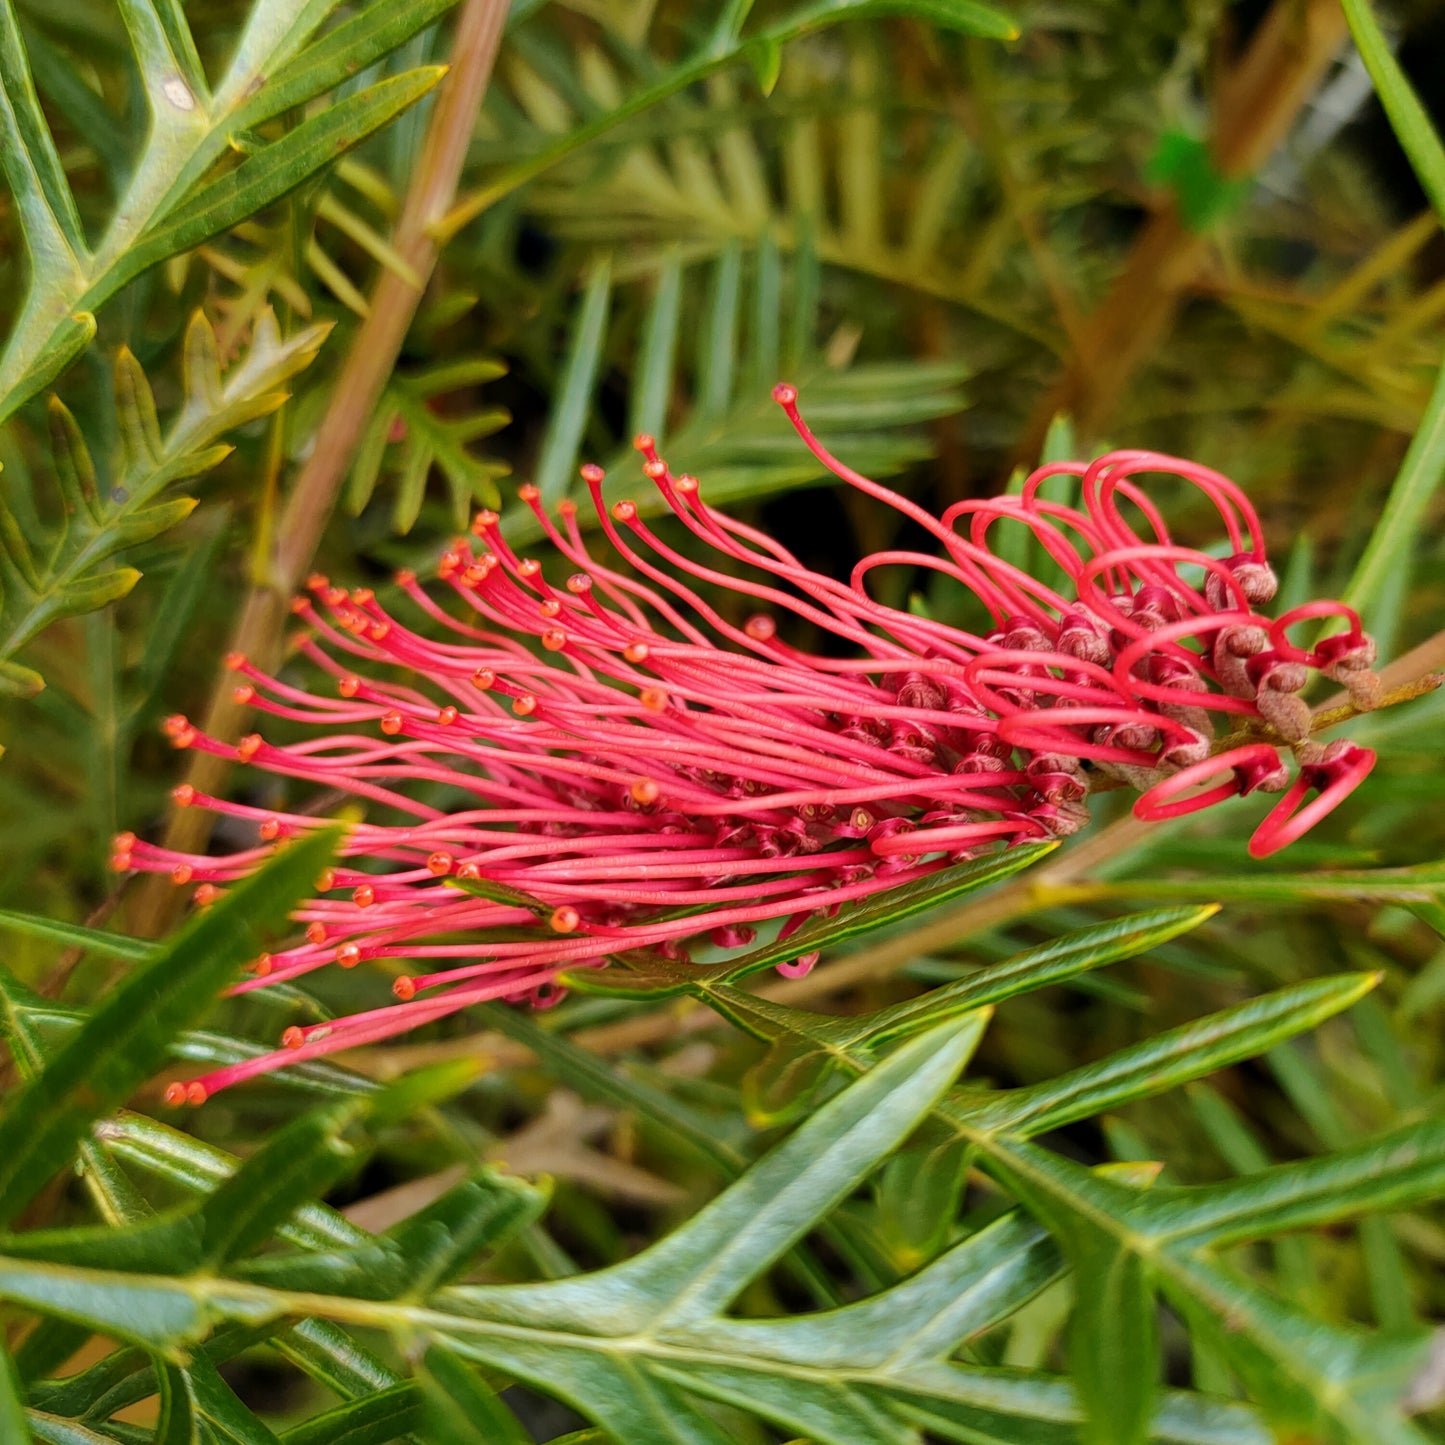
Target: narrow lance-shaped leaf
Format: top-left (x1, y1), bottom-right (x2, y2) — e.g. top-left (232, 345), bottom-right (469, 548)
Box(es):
top-left (0, 1343), bottom-right (33, 1445)
top-left (0, 826), bottom-right (342, 1226)
top-left (965, 971), bottom-right (1380, 1138)
top-left (419, 1346), bottom-right (530, 1445)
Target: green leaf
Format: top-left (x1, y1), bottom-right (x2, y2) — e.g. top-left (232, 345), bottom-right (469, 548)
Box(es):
top-left (419, 1346), bottom-right (529, 1445)
top-left (2, 312), bottom-right (329, 680)
top-left (25, 1411), bottom-right (121, 1444)
top-left (1069, 1245), bottom-right (1158, 1445)
top-left (0, 826), bottom-right (342, 1226)
top-left (1043, 860), bottom-right (1445, 907)
top-left (629, 254), bottom-right (683, 443)
top-left (234, 0), bottom-right (460, 130)
top-left (156, 1361), bottom-right (200, 1445)
top-left (0, 1017), bottom-right (1275, 1445)
top-left (108, 69), bottom-right (445, 302)
top-left (0, 1343), bottom-right (33, 1445)
top-left (0, 1257), bottom-right (217, 1353)
top-left (533, 256), bottom-right (614, 503)
top-left (1152, 1119), bottom-right (1445, 1248)
top-left (177, 1355), bottom-right (282, 1445)
top-left (194, 1104), bottom-right (361, 1266)
top-left (964, 972), bottom-right (1379, 1138)
top-left (1339, 0), bottom-right (1445, 616)
top-left (848, 905), bottom-right (1218, 1048)
top-left (279, 1383), bottom-right (422, 1445)
top-left (0, 909), bottom-right (154, 962)
top-left (761, 0), bottom-right (1019, 43)
top-left (383, 1170), bottom-right (546, 1297)
top-left (0, 0), bottom-right (88, 266)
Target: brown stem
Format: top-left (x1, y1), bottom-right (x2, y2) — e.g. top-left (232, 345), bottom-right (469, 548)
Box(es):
top-left (134, 0), bottom-right (510, 936)
top-left (1018, 0), bottom-right (1346, 455)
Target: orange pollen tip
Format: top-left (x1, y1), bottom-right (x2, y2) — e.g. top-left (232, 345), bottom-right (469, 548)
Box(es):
top-left (171, 783), bottom-right (196, 807)
top-left (643, 459), bottom-right (666, 480)
top-left (518, 558), bottom-right (541, 578)
top-left (436, 705), bottom-right (459, 726)
top-left (290, 597), bottom-right (310, 615)
top-left (457, 862), bottom-right (482, 880)
top-left (426, 851), bottom-right (454, 876)
top-left (745, 615), bottom-right (776, 641)
top-left (233, 684), bottom-right (255, 705)
top-left (339, 676), bottom-right (360, 697)
top-left (114, 831), bottom-right (137, 851)
top-left (164, 1082), bottom-right (188, 1106)
top-left (550, 905), bottom-right (581, 934)
top-left (633, 433), bottom-right (655, 452)
top-left (579, 463), bottom-right (605, 484)
top-left (306, 573), bottom-right (329, 592)
top-left (462, 563), bottom-right (488, 586)
top-left (353, 885), bottom-right (376, 908)
top-left (237, 733), bottom-right (262, 762)
top-left (224, 651), bottom-right (247, 671)
top-left (193, 883), bottom-right (220, 907)
top-left (251, 954), bottom-right (273, 977)
top-left (611, 500), bottom-right (637, 522)
top-left (170, 864), bottom-right (193, 885)
top-left (395, 569), bottom-right (416, 587)
top-left (512, 694), bottom-right (537, 716)
top-left (335, 944), bottom-right (362, 968)
top-left (772, 383), bottom-right (798, 406)
top-left (558, 499), bottom-right (578, 517)
top-left (162, 714), bottom-right (190, 738)
top-left (110, 853), bottom-right (132, 872)
top-left (472, 668), bottom-right (496, 690)
top-left (539, 597), bottom-right (561, 618)
top-left (323, 587), bottom-right (348, 607)
top-left (630, 777), bottom-right (660, 806)
top-left (185, 1082), bottom-right (208, 1106)
top-left (380, 710), bottom-right (404, 735)
top-left (566, 574), bottom-right (591, 594)
top-left (542, 628), bottom-right (566, 652)
top-left (259, 817), bottom-right (282, 841)
top-left (282, 1026), bottom-right (306, 1049)
top-left (640, 687), bottom-right (668, 714)
top-left (393, 976), bottom-right (417, 1000)
top-left (471, 509), bottom-right (499, 534)
top-left (624, 641), bottom-right (650, 663)
top-left (352, 587), bottom-right (374, 606)
top-left (368, 622), bottom-right (390, 642)
top-left (518, 483), bottom-right (540, 503)
top-left (676, 475), bottom-right (699, 494)
top-left (306, 922), bottom-right (328, 945)
top-left (316, 869), bottom-right (336, 892)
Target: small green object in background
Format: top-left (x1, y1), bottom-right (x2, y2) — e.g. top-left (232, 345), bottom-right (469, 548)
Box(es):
top-left (1145, 130), bottom-right (1252, 231)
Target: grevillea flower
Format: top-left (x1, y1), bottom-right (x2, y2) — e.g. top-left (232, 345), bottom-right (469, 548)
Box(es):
top-left (117, 386), bottom-right (1381, 1101)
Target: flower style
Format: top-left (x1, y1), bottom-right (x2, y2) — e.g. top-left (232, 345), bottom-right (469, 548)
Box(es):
top-left (116, 386), bottom-right (1381, 1101)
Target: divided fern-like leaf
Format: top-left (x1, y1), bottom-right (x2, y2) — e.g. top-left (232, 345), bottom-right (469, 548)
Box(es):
top-left (0, 312), bottom-right (328, 696)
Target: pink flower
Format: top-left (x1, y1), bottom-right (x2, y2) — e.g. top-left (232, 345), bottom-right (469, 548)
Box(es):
top-left (118, 386), bottom-right (1378, 1100)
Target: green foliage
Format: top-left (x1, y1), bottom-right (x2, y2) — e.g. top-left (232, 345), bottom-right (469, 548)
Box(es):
top-left (0, 0), bottom-right (454, 425)
top-left (0, 312), bottom-right (329, 696)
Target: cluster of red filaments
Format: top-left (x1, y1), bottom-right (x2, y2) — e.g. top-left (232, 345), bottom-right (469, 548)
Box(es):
top-left (116, 386), bottom-right (1380, 1101)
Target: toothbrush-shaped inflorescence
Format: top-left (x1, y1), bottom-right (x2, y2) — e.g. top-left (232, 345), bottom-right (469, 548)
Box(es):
top-left (118, 386), bottom-right (1379, 1100)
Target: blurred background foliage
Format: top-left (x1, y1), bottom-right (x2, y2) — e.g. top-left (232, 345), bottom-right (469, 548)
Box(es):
top-left (2, 0), bottom-right (1445, 1441)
